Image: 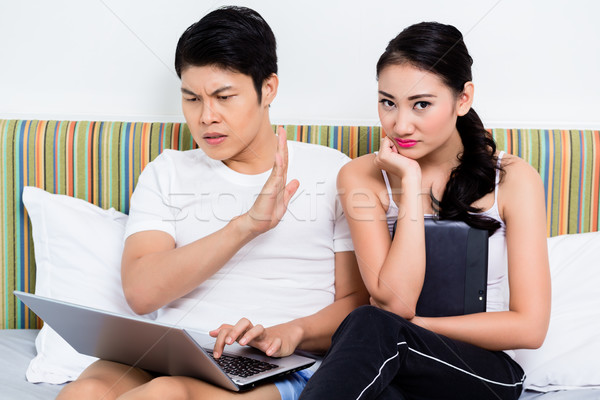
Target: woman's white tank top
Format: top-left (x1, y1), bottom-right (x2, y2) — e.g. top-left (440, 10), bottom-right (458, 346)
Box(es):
top-left (381, 152), bottom-right (508, 312)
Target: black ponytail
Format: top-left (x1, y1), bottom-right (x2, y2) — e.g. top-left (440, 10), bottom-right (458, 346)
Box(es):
top-left (438, 109), bottom-right (502, 233)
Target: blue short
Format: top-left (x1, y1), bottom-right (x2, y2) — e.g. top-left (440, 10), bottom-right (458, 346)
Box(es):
top-left (273, 369), bottom-right (313, 400)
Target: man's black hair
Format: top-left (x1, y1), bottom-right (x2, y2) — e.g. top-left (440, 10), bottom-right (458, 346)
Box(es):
top-left (175, 6), bottom-right (277, 102)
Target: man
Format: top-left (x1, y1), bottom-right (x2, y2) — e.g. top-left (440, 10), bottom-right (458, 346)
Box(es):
top-left (57, 6), bottom-right (367, 400)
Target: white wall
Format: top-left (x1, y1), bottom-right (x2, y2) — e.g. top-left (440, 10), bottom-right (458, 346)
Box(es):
top-left (1, 0), bottom-right (599, 128)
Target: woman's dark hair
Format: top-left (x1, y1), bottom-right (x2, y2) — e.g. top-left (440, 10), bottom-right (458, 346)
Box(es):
top-left (377, 22), bottom-right (502, 233)
top-left (174, 6), bottom-right (277, 103)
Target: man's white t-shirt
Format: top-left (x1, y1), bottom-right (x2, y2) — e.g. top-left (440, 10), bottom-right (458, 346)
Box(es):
top-left (125, 140), bottom-right (353, 332)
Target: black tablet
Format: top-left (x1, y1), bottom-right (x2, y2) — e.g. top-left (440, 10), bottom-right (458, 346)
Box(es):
top-left (393, 217), bottom-right (489, 317)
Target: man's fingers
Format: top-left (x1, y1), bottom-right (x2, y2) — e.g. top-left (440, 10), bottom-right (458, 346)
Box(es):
top-left (227, 318), bottom-right (254, 344)
top-left (266, 337), bottom-right (282, 357)
top-left (239, 324), bottom-right (265, 346)
top-left (212, 318), bottom-right (253, 358)
top-left (283, 179), bottom-right (300, 206)
top-left (213, 328), bottom-right (230, 358)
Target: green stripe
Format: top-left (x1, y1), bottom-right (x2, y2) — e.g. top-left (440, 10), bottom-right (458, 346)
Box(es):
top-left (75, 121), bottom-right (88, 200)
top-left (44, 121), bottom-right (55, 192)
top-left (13, 120), bottom-right (25, 328)
top-left (55, 121), bottom-right (66, 195)
top-left (581, 130), bottom-right (593, 232)
top-left (568, 130), bottom-right (581, 233)
top-left (1, 120), bottom-right (10, 327)
top-left (109, 122), bottom-right (119, 210)
top-left (150, 123), bottom-right (161, 160)
top-left (550, 130), bottom-right (561, 236)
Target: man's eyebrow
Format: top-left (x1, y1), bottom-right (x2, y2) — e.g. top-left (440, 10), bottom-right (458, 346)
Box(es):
top-left (180, 86), bottom-right (233, 97)
top-left (181, 87), bottom-right (196, 96)
top-left (210, 85), bottom-right (233, 96)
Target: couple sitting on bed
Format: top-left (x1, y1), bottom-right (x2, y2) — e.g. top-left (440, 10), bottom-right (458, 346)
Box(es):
top-left (57, 6), bottom-right (550, 400)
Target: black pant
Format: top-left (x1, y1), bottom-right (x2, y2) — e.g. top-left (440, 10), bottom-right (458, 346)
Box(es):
top-left (300, 306), bottom-right (525, 400)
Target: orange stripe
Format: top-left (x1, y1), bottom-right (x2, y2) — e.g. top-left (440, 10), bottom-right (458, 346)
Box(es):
top-left (511, 128), bottom-right (517, 154)
top-left (141, 123), bottom-right (149, 170)
top-left (172, 123), bottom-right (180, 149)
top-left (35, 120), bottom-right (46, 188)
top-left (350, 126), bottom-right (357, 158)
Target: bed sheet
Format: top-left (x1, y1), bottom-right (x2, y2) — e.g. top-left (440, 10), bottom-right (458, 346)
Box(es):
top-left (0, 329), bottom-right (63, 400)
top-left (1, 329), bottom-right (599, 399)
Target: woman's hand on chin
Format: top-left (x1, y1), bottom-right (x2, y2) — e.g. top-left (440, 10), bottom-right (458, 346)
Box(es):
top-left (374, 136), bottom-right (421, 181)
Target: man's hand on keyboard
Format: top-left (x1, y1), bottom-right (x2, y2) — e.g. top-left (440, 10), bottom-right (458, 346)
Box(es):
top-left (209, 317), bottom-right (304, 358)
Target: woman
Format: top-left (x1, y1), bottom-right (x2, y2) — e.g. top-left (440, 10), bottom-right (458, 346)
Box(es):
top-left (300, 22), bottom-right (550, 400)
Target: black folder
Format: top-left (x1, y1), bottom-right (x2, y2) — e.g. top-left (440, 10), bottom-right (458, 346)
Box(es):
top-left (393, 217), bottom-right (489, 317)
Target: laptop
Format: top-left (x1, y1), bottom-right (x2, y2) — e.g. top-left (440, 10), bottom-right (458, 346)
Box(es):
top-left (393, 217), bottom-right (489, 317)
top-left (14, 291), bottom-right (315, 391)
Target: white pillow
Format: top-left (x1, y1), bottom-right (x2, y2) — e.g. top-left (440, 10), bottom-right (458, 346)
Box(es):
top-left (22, 186), bottom-right (137, 384)
top-left (514, 230), bottom-right (600, 392)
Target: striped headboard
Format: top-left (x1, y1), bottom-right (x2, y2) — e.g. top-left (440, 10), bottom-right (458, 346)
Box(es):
top-left (1, 119), bottom-right (599, 329)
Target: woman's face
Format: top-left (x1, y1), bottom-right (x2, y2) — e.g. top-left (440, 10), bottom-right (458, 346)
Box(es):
top-left (377, 63), bottom-right (471, 161)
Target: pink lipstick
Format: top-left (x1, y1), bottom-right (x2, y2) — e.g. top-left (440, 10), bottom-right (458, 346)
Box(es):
top-left (394, 138), bottom-right (417, 148)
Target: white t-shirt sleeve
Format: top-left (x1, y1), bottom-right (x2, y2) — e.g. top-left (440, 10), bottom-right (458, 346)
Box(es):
top-left (331, 154), bottom-right (354, 253)
top-left (124, 153), bottom-right (177, 240)
top-left (333, 193), bottom-right (354, 252)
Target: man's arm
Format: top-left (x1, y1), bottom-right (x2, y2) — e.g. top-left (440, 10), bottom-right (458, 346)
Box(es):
top-left (121, 217), bottom-right (256, 315)
top-left (122, 131), bottom-right (299, 315)
top-left (209, 250), bottom-right (369, 358)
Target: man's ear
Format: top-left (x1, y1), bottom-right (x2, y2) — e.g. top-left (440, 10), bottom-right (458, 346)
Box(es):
top-left (456, 81), bottom-right (474, 116)
top-left (261, 73), bottom-right (279, 107)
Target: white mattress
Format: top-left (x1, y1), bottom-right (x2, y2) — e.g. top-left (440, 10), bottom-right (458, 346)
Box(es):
top-left (0, 330), bottom-right (63, 400)
top-left (1, 329), bottom-right (598, 399)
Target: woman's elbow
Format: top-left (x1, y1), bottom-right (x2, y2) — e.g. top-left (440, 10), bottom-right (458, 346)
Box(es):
top-left (518, 334), bottom-right (545, 350)
top-left (517, 315), bottom-right (550, 349)
top-left (373, 295), bottom-right (416, 320)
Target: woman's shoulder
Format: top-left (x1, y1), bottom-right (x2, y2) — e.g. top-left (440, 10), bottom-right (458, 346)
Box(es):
top-left (339, 153), bottom-right (382, 183)
top-left (497, 152), bottom-right (545, 211)
top-left (338, 153), bottom-right (391, 204)
top-left (498, 152), bottom-right (541, 183)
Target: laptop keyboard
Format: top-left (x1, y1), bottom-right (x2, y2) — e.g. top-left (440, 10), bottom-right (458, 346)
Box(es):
top-left (208, 351), bottom-right (279, 378)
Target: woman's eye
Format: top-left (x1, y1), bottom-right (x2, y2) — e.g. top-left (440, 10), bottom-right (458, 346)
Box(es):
top-left (379, 99), bottom-right (395, 109)
top-left (414, 101), bottom-right (430, 110)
